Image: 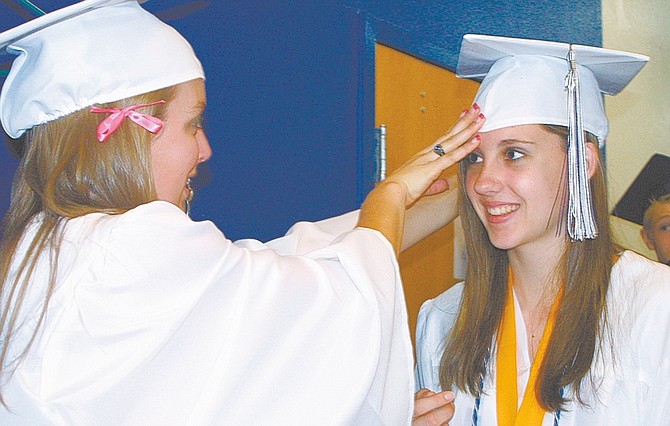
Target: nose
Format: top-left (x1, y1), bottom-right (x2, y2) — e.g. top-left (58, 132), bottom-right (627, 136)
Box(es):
top-left (197, 131), bottom-right (212, 163)
top-left (471, 159), bottom-right (502, 196)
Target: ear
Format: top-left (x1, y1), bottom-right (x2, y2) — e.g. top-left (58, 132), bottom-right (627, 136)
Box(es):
top-left (585, 142), bottom-right (600, 179)
top-left (640, 227), bottom-right (656, 250)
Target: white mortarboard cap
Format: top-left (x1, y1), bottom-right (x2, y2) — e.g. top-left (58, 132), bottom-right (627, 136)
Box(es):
top-left (456, 34), bottom-right (649, 241)
top-left (456, 34), bottom-right (649, 145)
top-left (0, 0), bottom-right (205, 139)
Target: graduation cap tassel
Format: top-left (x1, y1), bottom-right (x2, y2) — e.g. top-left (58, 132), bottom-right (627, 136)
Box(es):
top-left (565, 46), bottom-right (597, 241)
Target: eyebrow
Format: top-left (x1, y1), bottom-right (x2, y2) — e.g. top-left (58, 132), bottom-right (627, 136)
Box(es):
top-left (190, 100), bottom-right (207, 114)
top-left (498, 138), bottom-right (536, 146)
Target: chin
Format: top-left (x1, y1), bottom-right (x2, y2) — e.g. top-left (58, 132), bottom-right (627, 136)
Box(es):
top-left (490, 242), bottom-right (516, 251)
top-left (484, 230), bottom-right (519, 251)
top-left (486, 238), bottom-right (513, 251)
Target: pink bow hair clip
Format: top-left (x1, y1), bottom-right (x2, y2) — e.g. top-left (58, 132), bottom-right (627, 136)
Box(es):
top-left (90, 100), bottom-right (166, 142)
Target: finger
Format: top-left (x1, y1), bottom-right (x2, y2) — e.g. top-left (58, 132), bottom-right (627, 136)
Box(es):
top-left (423, 117), bottom-right (484, 166)
top-left (392, 136), bottom-right (477, 205)
top-left (409, 110), bottom-right (484, 165)
top-left (415, 388), bottom-right (436, 399)
top-left (423, 178), bottom-right (449, 196)
top-left (443, 103), bottom-right (482, 137)
top-left (412, 402), bottom-right (455, 426)
top-left (432, 114), bottom-right (485, 153)
top-left (413, 389), bottom-right (455, 418)
top-left (433, 134), bottom-right (480, 167)
top-left (438, 102), bottom-right (486, 142)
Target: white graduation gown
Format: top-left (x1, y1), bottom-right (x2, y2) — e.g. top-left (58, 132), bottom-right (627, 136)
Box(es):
top-left (415, 251), bottom-right (670, 425)
top-left (1, 201), bottom-right (414, 425)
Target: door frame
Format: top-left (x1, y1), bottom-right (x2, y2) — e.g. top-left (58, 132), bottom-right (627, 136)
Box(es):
top-left (352, 12), bottom-right (459, 203)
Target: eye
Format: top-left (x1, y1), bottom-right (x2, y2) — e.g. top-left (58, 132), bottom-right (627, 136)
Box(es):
top-left (465, 152), bottom-right (483, 164)
top-left (191, 115), bottom-right (204, 130)
top-left (504, 148), bottom-right (524, 161)
top-left (660, 224), bottom-right (670, 232)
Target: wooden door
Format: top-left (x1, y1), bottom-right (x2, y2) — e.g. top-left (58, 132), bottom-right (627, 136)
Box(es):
top-left (375, 43), bottom-right (479, 350)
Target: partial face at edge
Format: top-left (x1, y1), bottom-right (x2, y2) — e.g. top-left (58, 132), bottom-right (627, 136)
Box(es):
top-left (150, 79), bottom-right (211, 211)
top-left (642, 202), bottom-right (670, 265)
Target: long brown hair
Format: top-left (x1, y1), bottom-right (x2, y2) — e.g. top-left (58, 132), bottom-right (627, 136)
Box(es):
top-left (439, 126), bottom-right (616, 411)
top-left (0, 85), bottom-right (177, 405)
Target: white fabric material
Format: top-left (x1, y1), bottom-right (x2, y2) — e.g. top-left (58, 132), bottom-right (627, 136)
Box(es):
top-left (469, 55), bottom-right (608, 144)
top-left (457, 34), bottom-right (649, 96)
top-left (0, 0), bottom-right (204, 138)
top-left (415, 251), bottom-right (670, 425)
top-left (0, 201), bottom-right (414, 425)
top-left (456, 34), bottom-right (649, 145)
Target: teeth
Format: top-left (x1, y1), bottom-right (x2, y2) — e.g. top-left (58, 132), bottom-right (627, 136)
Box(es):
top-left (487, 205), bottom-right (519, 216)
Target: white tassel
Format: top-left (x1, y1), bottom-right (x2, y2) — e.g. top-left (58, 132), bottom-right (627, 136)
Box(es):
top-left (565, 46), bottom-right (597, 241)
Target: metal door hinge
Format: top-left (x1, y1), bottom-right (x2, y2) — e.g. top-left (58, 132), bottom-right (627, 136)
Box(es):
top-left (374, 124), bottom-right (387, 182)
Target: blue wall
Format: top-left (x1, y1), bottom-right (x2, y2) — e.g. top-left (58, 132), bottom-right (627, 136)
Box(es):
top-left (345, 0), bottom-right (601, 68)
top-left (0, 0), bottom-right (601, 241)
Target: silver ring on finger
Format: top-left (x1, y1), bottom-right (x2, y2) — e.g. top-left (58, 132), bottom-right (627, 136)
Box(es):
top-left (433, 144), bottom-right (446, 157)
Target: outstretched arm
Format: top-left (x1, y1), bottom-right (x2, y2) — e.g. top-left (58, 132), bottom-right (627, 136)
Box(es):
top-left (401, 175), bottom-right (459, 251)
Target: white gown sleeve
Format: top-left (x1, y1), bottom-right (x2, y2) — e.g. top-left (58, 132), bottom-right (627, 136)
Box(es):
top-left (3, 202), bottom-right (413, 426)
top-left (610, 253), bottom-right (670, 425)
top-left (414, 282), bottom-right (463, 392)
top-left (236, 210), bottom-right (361, 255)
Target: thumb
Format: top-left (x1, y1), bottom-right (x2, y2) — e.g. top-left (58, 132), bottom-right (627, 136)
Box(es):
top-left (423, 178), bottom-right (450, 196)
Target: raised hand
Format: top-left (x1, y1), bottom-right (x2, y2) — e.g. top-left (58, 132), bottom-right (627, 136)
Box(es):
top-left (357, 105), bottom-right (484, 253)
top-left (383, 105), bottom-right (484, 207)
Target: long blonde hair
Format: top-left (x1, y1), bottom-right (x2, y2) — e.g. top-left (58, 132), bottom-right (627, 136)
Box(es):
top-left (0, 85), bottom-right (176, 405)
top-left (439, 127), bottom-right (616, 411)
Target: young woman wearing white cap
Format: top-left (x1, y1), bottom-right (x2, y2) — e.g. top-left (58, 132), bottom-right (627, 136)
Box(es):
top-left (0, 1), bottom-right (484, 424)
top-left (415, 34), bottom-right (670, 425)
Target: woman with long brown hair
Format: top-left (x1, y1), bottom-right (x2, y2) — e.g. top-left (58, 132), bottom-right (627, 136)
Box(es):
top-left (415, 34), bottom-right (670, 425)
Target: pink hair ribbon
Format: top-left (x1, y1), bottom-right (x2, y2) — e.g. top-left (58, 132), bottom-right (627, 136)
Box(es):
top-left (90, 100), bottom-right (166, 142)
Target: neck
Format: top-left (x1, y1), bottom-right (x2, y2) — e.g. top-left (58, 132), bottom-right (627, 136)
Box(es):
top-left (507, 239), bottom-right (565, 360)
top-left (507, 239), bottom-right (564, 307)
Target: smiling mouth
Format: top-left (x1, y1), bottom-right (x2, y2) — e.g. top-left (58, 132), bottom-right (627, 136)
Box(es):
top-left (487, 204), bottom-right (519, 216)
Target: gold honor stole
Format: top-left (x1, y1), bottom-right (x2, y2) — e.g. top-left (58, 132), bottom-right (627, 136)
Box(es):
top-left (495, 271), bottom-right (563, 425)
